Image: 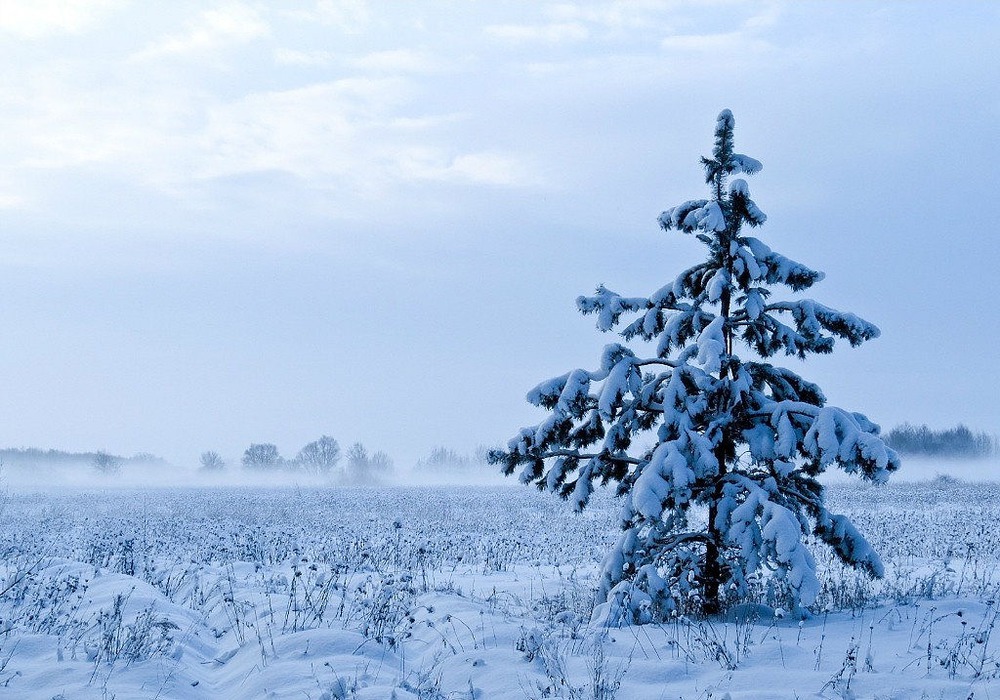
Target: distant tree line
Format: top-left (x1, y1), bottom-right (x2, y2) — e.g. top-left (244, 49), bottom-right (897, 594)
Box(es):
top-left (413, 445), bottom-right (496, 473)
top-left (0, 447), bottom-right (165, 468)
top-left (884, 423), bottom-right (998, 459)
top-left (414, 446), bottom-right (471, 471)
top-left (199, 436), bottom-right (394, 484)
top-left (0, 447), bottom-right (169, 476)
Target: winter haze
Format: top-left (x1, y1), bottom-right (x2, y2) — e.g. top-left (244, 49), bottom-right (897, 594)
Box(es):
top-left (0, 1), bottom-right (997, 475)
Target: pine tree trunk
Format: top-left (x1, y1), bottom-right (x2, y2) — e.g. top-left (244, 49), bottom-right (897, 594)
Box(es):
top-left (704, 502), bottom-right (722, 615)
top-left (703, 266), bottom-right (733, 616)
top-left (703, 441), bottom-right (728, 616)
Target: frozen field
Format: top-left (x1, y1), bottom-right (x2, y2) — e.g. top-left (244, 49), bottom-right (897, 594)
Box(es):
top-left (2, 480), bottom-right (1000, 698)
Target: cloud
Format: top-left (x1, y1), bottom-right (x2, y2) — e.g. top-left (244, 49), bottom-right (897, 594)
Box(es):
top-left (484, 22), bottom-right (589, 43)
top-left (274, 47), bottom-right (440, 73)
top-left (351, 49), bottom-right (442, 74)
top-left (196, 78), bottom-right (405, 181)
top-left (134, 1), bottom-right (269, 59)
top-left (660, 31), bottom-right (770, 52)
top-left (387, 114), bottom-right (467, 130)
top-left (0, 58), bottom-right (191, 177)
top-left (194, 79), bottom-right (537, 189)
top-left (0, 0), bottom-right (123, 38)
top-left (274, 48), bottom-right (446, 74)
top-left (657, 2), bottom-right (782, 53)
top-left (0, 0), bottom-right (785, 223)
top-left (283, 0), bottom-right (369, 32)
top-left (387, 147), bottom-right (538, 187)
top-left (274, 48), bottom-right (335, 67)
top-left (446, 152), bottom-right (538, 186)
top-left (0, 192), bottom-right (25, 209)
top-left (545, 1), bottom-right (675, 31)
top-left (312, 0), bottom-right (369, 28)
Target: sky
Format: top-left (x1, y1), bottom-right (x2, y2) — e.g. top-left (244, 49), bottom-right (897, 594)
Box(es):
top-left (0, 1), bottom-right (997, 472)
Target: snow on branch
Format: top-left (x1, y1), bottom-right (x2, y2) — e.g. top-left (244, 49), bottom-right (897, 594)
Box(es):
top-left (744, 238), bottom-right (824, 291)
top-left (526, 371), bottom-right (573, 409)
top-left (659, 200), bottom-right (727, 233)
top-left (577, 285), bottom-right (648, 331)
top-left (695, 316), bottom-right (726, 375)
top-left (731, 154), bottom-right (763, 175)
top-left (745, 364), bottom-right (826, 405)
top-left (814, 511), bottom-right (885, 578)
top-left (767, 300), bottom-right (880, 347)
top-left (598, 351), bottom-right (640, 420)
top-left (631, 442), bottom-right (692, 519)
top-left (724, 480), bottom-right (821, 606)
top-left (730, 179), bottom-right (766, 227)
top-left (740, 312), bottom-right (834, 358)
top-left (802, 406), bottom-right (900, 480)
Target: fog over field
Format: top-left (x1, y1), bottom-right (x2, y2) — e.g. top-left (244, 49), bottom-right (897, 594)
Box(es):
top-left (0, 459), bottom-right (513, 490)
top-left (3, 454), bottom-right (1000, 492)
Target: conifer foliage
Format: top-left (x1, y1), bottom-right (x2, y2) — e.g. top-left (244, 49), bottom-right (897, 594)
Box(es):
top-left (491, 110), bottom-right (900, 622)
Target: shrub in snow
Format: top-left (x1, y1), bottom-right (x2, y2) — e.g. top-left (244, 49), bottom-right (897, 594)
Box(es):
top-left (491, 110), bottom-right (900, 621)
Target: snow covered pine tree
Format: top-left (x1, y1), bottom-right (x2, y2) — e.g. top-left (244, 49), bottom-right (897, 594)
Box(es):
top-left (491, 110), bottom-right (900, 623)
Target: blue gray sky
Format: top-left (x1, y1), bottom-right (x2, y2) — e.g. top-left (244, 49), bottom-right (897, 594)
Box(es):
top-left (0, 1), bottom-right (997, 470)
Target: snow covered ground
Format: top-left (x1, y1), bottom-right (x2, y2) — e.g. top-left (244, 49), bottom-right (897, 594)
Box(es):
top-left (1, 480), bottom-right (998, 698)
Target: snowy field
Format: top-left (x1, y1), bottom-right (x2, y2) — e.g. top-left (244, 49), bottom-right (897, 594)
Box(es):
top-left (2, 480), bottom-right (1000, 699)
